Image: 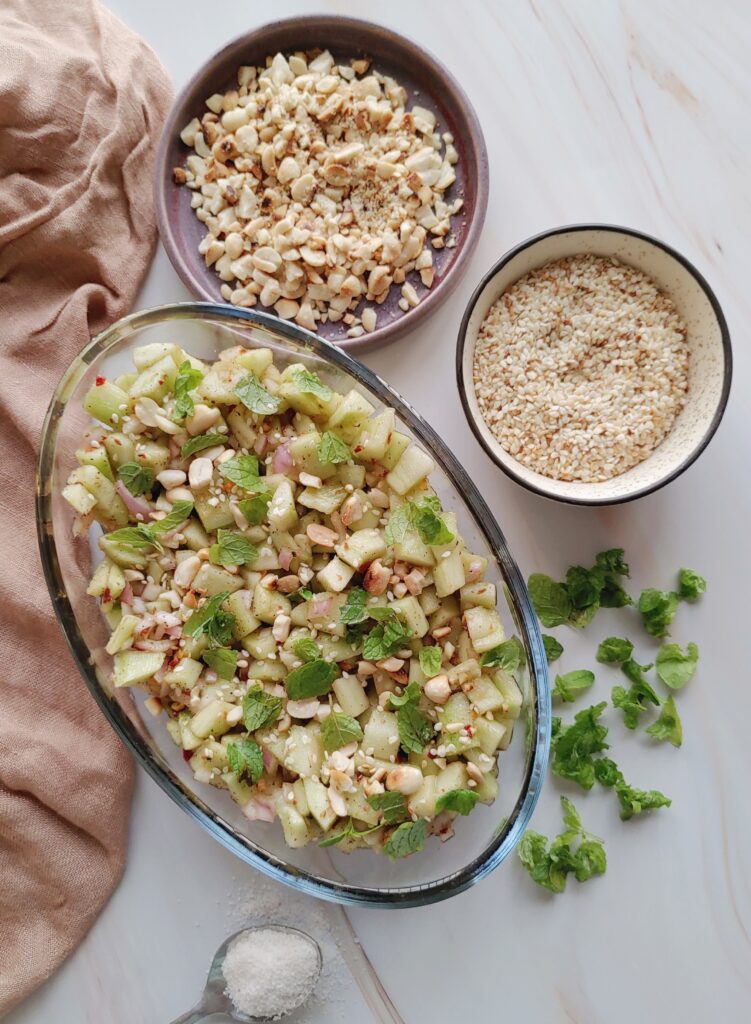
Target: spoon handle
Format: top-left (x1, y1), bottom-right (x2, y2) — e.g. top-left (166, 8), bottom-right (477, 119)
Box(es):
top-left (167, 1007), bottom-right (210, 1024)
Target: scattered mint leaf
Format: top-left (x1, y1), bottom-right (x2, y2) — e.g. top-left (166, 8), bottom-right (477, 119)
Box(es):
top-left (384, 502), bottom-right (414, 545)
top-left (362, 614), bottom-right (410, 660)
top-left (367, 791), bottom-right (409, 825)
top-left (518, 796), bottom-right (606, 893)
top-left (292, 636), bottom-right (320, 663)
top-left (117, 461), bottom-right (154, 496)
top-left (173, 360), bottom-right (203, 421)
top-left (317, 817), bottom-right (381, 848)
top-left (678, 568), bottom-right (706, 602)
top-left (593, 757), bottom-right (622, 787)
top-left (235, 372), bottom-right (280, 415)
top-left (183, 591), bottom-right (235, 648)
top-left (596, 637), bottom-right (634, 664)
top-left (181, 432), bottom-right (226, 458)
top-left (412, 496), bottom-right (454, 545)
top-left (435, 789), bottom-right (480, 816)
top-left (321, 711), bottom-right (364, 752)
top-left (202, 647), bottom-right (238, 679)
top-left (242, 687), bottom-right (282, 732)
top-left (209, 529), bottom-right (258, 567)
top-left (560, 795), bottom-right (582, 832)
top-left (291, 367), bottom-right (332, 401)
top-left (384, 818), bottom-right (427, 860)
top-left (612, 660), bottom-right (659, 729)
top-left (151, 500), bottom-right (194, 536)
top-left (646, 695), bottom-right (682, 747)
top-left (419, 646), bottom-right (442, 677)
top-left (638, 588), bottom-right (679, 638)
top-left (396, 701), bottom-right (433, 754)
top-left (238, 492), bottom-right (271, 525)
top-left (615, 782), bottom-right (671, 821)
top-left (518, 830), bottom-right (567, 893)
top-left (655, 642), bottom-right (698, 690)
top-left (219, 455), bottom-right (269, 493)
top-left (527, 573), bottom-right (572, 627)
top-left (285, 659), bottom-right (337, 700)
top-left (550, 702), bottom-right (609, 789)
top-left (105, 524), bottom-right (159, 550)
top-left (317, 431), bottom-right (351, 464)
top-left (542, 635), bottom-right (563, 664)
top-left (480, 636), bottom-right (524, 671)
top-left (387, 681), bottom-right (421, 709)
top-left (226, 738), bottom-right (264, 783)
top-left (339, 587), bottom-right (369, 626)
top-left (552, 669), bottom-right (595, 703)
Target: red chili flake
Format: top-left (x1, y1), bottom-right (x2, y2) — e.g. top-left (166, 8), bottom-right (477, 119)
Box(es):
top-left (353, 445), bottom-right (363, 454)
top-left (102, 587), bottom-right (112, 604)
top-left (95, 375), bottom-right (106, 386)
top-left (182, 749), bottom-right (192, 762)
top-left (157, 379), bottom-right (164, 385)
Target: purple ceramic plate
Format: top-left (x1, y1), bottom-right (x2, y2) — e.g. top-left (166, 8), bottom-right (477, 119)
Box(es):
top-left (154, 15), bottom-right (489, 353)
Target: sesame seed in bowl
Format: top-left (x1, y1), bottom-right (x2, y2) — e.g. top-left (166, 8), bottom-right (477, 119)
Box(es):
top-left (456, 225), bottom-right (732, 505)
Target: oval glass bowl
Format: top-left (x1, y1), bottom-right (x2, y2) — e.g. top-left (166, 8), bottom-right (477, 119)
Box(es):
top-left (154, 14), bottom-right (489, 353)
top-left (37, 303), bottom-right (549, 908)
top-left (456, 224), bottom-right (732, 505)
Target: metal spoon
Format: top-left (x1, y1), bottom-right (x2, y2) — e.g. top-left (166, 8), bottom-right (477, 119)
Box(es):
top-left (169, 924), bottom-right (323, 1024)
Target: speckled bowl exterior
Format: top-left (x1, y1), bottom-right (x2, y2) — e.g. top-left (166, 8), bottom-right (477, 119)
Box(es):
top-left (154, 15), bottom-right (489, 354)
top-left (456, 224), bottom-right (732, 505)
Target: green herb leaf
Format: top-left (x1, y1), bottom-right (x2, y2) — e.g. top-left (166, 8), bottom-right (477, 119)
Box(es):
top-left (317, 431), bottom-right (351, 464)
top-left (542, 635), bottom-right (563, 663)
top-left (292, 636), bottom-right (320, 663)
top-left (518, 830), bottom-right (567, 893)
top-left (383, 818), bottom-right (427, 860)
top-left (321, 711), bottom-right (364, 752)
top-left (479, 636), bottom-right (524, 671)
top-left (593, 757), bottom-right (622, 787)
top-left (596, 637), bottom-right (634, 664)
top-left (209, 529), bottom-right (258, 567)
top-left (518, 796), bottom-right (606, 893)
top-left (595, 549), bottom-right (630, 575)
top-left (285, 659), bottom-right (337, 700)
top-left (226, 738), bottom-right (264, 783)
top-left (339, 587), bottom-right (370, 626)
top-left (317, 823), bottom-right (355, 848)
top-left (573, 839), bottom-right (608, 882)
top-left (151, 500), bottom-right (194, 536)
top-left (117, 461), bottom-right (154, 496)
top-left (367, 791), bottom-right (409, 825)
top-left (678, 568), bottom-right (706, 602)
top-left (560, 795), bottom-right (582, 832)
top-left (527, 573), bottom-right (572, 627)
top-left (235, 371), bottom-right (281, 415)
top-left (655, 642), bottom-right (699, 690)
top-left (238, 493), bottom-right (272, 525)
top-left (242, 687), bottom-right (282, 732)
top-left (105, 524), bottom-right (158, 550)
top-left (219, 455), bottom-right (269, 493)
top-left (387, 681), bottom-right (421, 709)
top-left (612, 660), bottom-right (659, 729)
top-left (552, 669), bottom-right (595, 703)
top-left (550, 702), bottom-right (609, 789)
top-left (638, 588), bottom-right (679, 638)
top-left (181, 433), bottom-right (227, 458)
top-left (646, 695), bottom-right (682, 747)
top-left (615, 782), bottom-right (671, 821)
top-left (384, 502), bottom-right (414, 545)
top-left (291, 367), bottom-right (332, 401)
top-left (173, 360), bottom-right (203, 421)
top-left (202, 647), bottom-right (238, 680)
top-left (396, 702), bottom-right (434, 754)
top-left (435, 789), bottom-right (480, 816)
top-left (362, 614), bottom-right (410, 660)
top-left (412, 496), bottom-right (454, 546)
top-left (419, 646), bottom-right (442, 677)
top-left (183, 591), bottom-right (235, 648)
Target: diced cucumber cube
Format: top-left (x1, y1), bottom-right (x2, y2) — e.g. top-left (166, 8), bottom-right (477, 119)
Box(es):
top-left (344, 786), bottom-right (380, 827)
top-left (465, 675), bottom-right (505, 714)
top-left (194, 492), bottom-right (235, 532)
top-left (133, 440), bottom-right (170, 476)
top-left (332, 674), bottom-right (371, 718)
top-left (279, 363), bottom-right (338, 418)
top-left (460, 581), bottom-right (497, 610)
top-left (298, 483), bottom-right (347, 514)
top-left (464, 607), bottom-right (505, 653)
top-left (86, 558), bottom-right (126, 600)
top-left (192, 563), bottom-right (244, 597)
top-left (76, 447), bottom-right (114, 482)
top-left (83, 379), bottom-right (130, 427)
top-left (267, 480), bottom-right (298, 531)
top-left (252, 585), bottom-right (291, 624)
top-left (316, 555), bottom-right (355, 593)
top-left (436, 762), bottom-right (469, 797)
top-left (361, 708), bottom-right (399, 761)
top-left (226, 407), bottom-right (257, 449)
top-left (353, 409), bottom-right (394, 462)
top-left (326, 389), bottom-right (375, 442)
top-left (243, 628), bottom-right (277, 660)
top-left (105, 614), bottom-right (139, 655)
top-left (474, 771), bottom-right (499, 805)
top-left (287, 432), bottom-right (336, 480)
top-left (389, 595), bottom-right (429, 638)
top-left (434, 547), bottom-right (466, 597)
top-left (493, 671), bottom-right (523, 719)
top-left (128, 355), bottom-right (178, 402)
top-left (336, 528), bottom-right (386, 570)
top-left (69, 465), bottom-right (128, 528)
top-left (191, 699), bottom-right (236, 739)
top-left (303, 777), bottom-right (337, 831)
top-left (224, 591), bottom-right (261, 639)
top-left (380, 430), bottom-right (411, 470)
top-left (113, 650), bottom-right (165, 688)
top-left (196, 361), bottom-right (245, 404)
top-left (475, 717), bottom-right (507, 755)
top-left (63, 482), bottom-right (97, 516)
top-left (163, 658), bottom-right (203, 690)
top-left (103, 433), bottom-right (136, 468)
top-left (283, 725), bottom-right (324, 778)
top-left (248, 660), bottom-right (287, 682)
top-left (277, 804), bottom-right (310, 847)
top-left (236, 347), bottom-right (274, 375)
top-left (409, 775), bottom-right (437, 818)
top-left (385, 445), bottom-right (435, 495)
top-left (394, 531), bottom-right (435, 568)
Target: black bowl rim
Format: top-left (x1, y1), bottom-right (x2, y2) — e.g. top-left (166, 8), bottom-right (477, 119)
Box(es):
top-left (455, 222), bottom-right (733, 507)
top-left (153, 13), bottom-right (490, 355)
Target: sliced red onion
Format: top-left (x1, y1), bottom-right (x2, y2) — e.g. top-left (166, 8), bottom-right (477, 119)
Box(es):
top-left (242, 797), bottom-right (276, 823)
top-left (115, 479), bottom-right (153, 520)
top-left (165, 625), bottom-right (183, 638)
top-left (309, 593), bottom-right (333, 619)
top-left (272, 441), bottom-right (294, 475)
top-left (120, 583), bottom-right (134, 606)
top-left (278, 548), bottom-right (293, 571)
top-left (134, 639), bottom-right (172, 653)
top-left (262, 748), bottom-right (278, 773)
top-left (254, 433), bottom-right (268, 456)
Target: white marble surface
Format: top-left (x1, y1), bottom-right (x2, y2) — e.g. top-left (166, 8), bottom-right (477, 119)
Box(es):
top-left (11, 1), bottom-right (751, 1021)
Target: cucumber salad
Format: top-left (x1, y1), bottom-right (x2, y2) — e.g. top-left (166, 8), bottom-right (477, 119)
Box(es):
top-left (62, 343), bottom-right (523, 858)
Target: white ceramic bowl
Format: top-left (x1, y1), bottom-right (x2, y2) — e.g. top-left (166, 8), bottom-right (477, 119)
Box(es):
top-left (456, 225), bottom-right (732, 505)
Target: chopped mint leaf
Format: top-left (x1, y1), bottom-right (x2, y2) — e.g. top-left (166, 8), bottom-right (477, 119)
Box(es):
top-left (321, 711), bottom-right (364, 753)
top-left (412, 496), bottom-right (454, 545)
top-left (596, 637), bottom-right (634, 664)
top-left (242, 687), bottom-right (282, 732)
top-left (646, 695), bottom-right (682, 747)
top-left (235, 371), bottom-right (280, 415)
top-left (655, 642), bottom-right (698, 690)
top-left (419, 646), bottom-right (443, 677)
top-left (238, 492), bottom-right (271, 525)
top-left (384, 502), bottom-right (414, 545)
top-left (209, 529), bottom-right (258, 567)
top-left (387, 681), bottom-right (421, 709)
top-left (339, 587), bottom-right (369, 625)
top-left (542, 635), bottom-right (563, 663)
top-left (395, 701), bottom-right (433, 754)
top-left (202, 647), bottom-right (238, 680)
top-left (480, 636), bottom-right (524, 671)
top-left (317, 431), bottom-right (351, 464)
top-left (362, 613), bottom-right (410, 660)
top-left (367, 791), bottom-right (409, 825)
top-left (550, 702), bottom-right (609, 789)
top-left (527, 573), bottom-right (572, 627)
top-left (105, 524), bottom-right (159, 550)
top-left (117, 461), bottom-right (154, 496)
top-left (292, 636), bottom-right (320, 663)
top-left (552, 669), bottom-right (595, 703)
top-left (678, 568), bottom-right (706, 602)
top-left (593, 757), bottom-right (622, 787)
top-left (183, 591), bottom-right (235, 648)
top-left (226, 738), bottom-right (264, 783)
top-left (151, 500), bottom-right (194, 536)
top-left (291, 367), bottom-right (332, 401)
top-left (219, 454), bottom-right (269, 493)
top-left (384, 818), bottom-right (427, 860)
top-left (285, 659), bottom-right (337, 700)
top-left (181, 432), bottom-right (226, 458)
top-left (173, 360), bottom-right (203, 421)
top-left (318, 817), bottom-right (381, 848)
top-left (435, 789), bottom-right (480, 816)
top-left (612, 660), bottom-right (659, 729)
top-left (592, 758), bottom-right (671, 821)
top-left (638, 588), bottom-right (679, 638)
top-left (518, 796), bottom-right (606, 893)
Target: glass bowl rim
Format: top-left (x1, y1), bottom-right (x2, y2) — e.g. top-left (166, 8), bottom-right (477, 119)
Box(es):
top-left (36, 301), bottom-right (550, 908)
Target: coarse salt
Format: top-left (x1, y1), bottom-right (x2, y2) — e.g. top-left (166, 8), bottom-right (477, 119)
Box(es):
top-left (223, 926), bottom-right (319, 1020)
